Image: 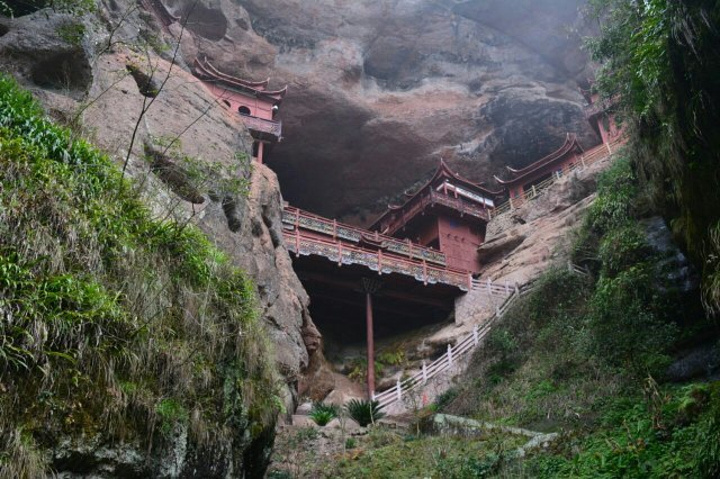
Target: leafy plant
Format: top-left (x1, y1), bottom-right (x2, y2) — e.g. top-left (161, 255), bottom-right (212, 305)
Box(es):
top-left (56, 21), bottom-right (85, 46)
top-left (309, 402), bottom-right (338, 427)
top-left (155, 398), bottom-right (188, 435)
top-left (345, 399), bottom-right (385, 427)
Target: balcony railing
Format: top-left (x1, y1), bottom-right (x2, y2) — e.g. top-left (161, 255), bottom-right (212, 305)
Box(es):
top-left (282, 206), bottom-right (447, 266)
top-left (240, 115), bottom-right (282, 138)
top-left (283, 229), bottom-right (471, 291)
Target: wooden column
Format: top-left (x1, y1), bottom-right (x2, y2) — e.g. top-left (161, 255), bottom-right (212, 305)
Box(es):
top-left (366, 292), bottom-right (375, 398)
top-left (362, 278), bottom-right (382, 399)
top-left (257, 141), bottom-right (265, 164)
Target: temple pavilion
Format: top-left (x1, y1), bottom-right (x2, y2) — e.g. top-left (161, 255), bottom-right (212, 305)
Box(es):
top-left (193, 56), bottom-right (287, 164)
top-left (370, 160), bottom-right (500, 274)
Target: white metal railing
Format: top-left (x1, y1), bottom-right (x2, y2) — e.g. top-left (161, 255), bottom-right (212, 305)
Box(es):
top-left (471, 277), bottom-right (518, 298)
top-left (372, 263), bottom-right (589, 410)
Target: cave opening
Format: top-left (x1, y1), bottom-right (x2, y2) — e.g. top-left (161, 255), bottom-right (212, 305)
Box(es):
top-left (31, 50), bottom-right (92, 95)
top-left (292, 254), bottom-right (459, 373)
top-left (3, 0), bottom-right (45, 16)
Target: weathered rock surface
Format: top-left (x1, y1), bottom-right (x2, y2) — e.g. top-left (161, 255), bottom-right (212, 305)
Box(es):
top-left (0, 6), bottom-right (328, 476)
top-left (148, 0), bottom-right (599, 222)
top-left (479, 153), bottom-right (611, 285)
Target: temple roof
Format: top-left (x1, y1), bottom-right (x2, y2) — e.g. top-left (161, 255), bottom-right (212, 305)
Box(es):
top-left (193, 57), bottom-right (288, 104)
top-left (494, 133), bottom-right (584, 185)
top-left (370, 159), bottom-right (501, 231)
top-left (398, 159), bottom-right (501, 206)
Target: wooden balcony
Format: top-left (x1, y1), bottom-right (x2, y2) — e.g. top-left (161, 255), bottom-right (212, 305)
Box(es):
top-left (240, 115), bottom-right (282, 140)
top-left (282, 229), bottom-right (471, 291)
top-left (282, 206), bottom-right (447, 266)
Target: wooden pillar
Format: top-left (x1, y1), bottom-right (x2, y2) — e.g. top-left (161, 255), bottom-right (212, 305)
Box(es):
top-left (362, 278), bottom-right (382, 399)
top-left (257, 141), bottom-right (265, 164)
top-left (366, 291), bottom-right (375, 398)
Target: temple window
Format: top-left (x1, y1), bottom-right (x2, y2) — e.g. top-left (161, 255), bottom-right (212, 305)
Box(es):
top-left (238, 105), bottom-right (251, 116)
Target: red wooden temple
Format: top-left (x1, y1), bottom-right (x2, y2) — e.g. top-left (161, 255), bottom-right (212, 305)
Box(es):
top-left (370, 160), bottom-right (500, 274)
top-left (193, 56), bottom-right (286, 164)
top-left (493, 133), bottom-right (584, 200)
top-left (282, 202), bottom-right (477, 398)
top-left (581, 88), bottom-right (624, 146)
top-left (283, 161), bottom-right (503, 397)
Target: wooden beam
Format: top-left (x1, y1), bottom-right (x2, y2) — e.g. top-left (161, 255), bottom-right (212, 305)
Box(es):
top-left (308, 291), bottom-right (431, 318)
top-left (296, 272), bottom-right (454, 308)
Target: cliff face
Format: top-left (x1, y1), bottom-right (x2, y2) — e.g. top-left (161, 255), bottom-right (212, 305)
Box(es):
top-left (0, 5), bottom-right (325, 476)
top-left (163, 0), bottom-right (597, 222)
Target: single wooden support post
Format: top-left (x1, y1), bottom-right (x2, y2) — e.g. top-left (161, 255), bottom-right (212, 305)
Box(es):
top-left (332, 219), bottom-right (337, 239)
top-left (514, 282), bottom-right (520, 294)
top-left (395, 379), bottom-right (402, 402)
top-left (362, 278), bottom-right (382, 400)
top-left (567, 260), bottom-right (573, 272)
top-left (366, 291), bottom-right (375, 399)
top-left (606, 141), bottom-right (612, 155)
top-left (294, 229), bottom-right (300, 257)
top-left (423, 260), bottom-right (428, 286)
top-left (447, 344), bottom-right (454, 366)
top-left (337, 242), bottom-right (343, 266)
top-left (509, 196), bottom-right (514, 210)
top-left (488, 208), bottom-right (493, 220)
top-left (378, 250), bottom-right (383, 275)
top-left (504, 280), bottom-right (510, 295)
top-left (467, 273), bottom-right (473, 291)
top-left (422, 361), bottom-right (428, 384)
top-left (496, 304), bottom-right (501, 317)
top-left (581, 156), bottom-right (587, 168)
top-left (532, 184), bottom-right (537, 198)
top-left (555, 170), bottom-right (561, 180)
top-left (295, 207), bottom-right (300, 228)
top-left (486, 278), bottom-right (492, 294)
top-left (473, 325), bottom-right (479, 346)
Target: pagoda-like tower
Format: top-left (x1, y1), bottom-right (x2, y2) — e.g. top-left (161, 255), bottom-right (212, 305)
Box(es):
top-left (193, 57), bottom-right (287, 164)
top-left (370, 160), bottom-right (500, 274)
top-left (494, 133), bottom-right (584, 200)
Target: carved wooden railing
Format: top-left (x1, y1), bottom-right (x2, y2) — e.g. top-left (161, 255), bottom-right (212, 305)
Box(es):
top-left (378, 189), bottom-right (492, 237)
top-left (282, 206), bottom-right (447, 266)
top-left (491, 139), bottom-right (625, 217)
top-left (283, 229), bottom-right (472, 291)
top-left (240, 115), bottom-right (282, 138)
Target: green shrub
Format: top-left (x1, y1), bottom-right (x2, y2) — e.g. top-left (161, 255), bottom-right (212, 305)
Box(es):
top-left (695, 383), bottom-right (720, 478)
top-left (598, 225), bottom-right (655, 278)
top-left (309, 410), bottom-right (335, 427)
top-left (345, 399), bottom-right (385, 427)
top-left (433, 388), bottom-right (458, 411)
top-left (309, 402), bottom-right (338, 426)
top-left (589, 263), bottom-right (677, 375)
